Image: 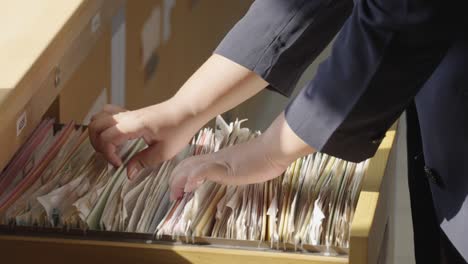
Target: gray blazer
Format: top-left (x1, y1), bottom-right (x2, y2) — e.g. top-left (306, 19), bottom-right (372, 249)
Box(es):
top-left (215, 0), bottom-right (468, 260)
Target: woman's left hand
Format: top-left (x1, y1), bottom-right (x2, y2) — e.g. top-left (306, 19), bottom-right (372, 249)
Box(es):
top-left (169, 112), bottom-right (315, 200)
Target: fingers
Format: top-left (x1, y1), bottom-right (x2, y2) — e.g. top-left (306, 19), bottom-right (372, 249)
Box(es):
top-left (184, 161), bottom-right (227, 192)
top-left (89, 115), bottom-right (121, 164)
top-left (100, 125), bottom-right (136, 148)
top-left (169, 160), bottom-right (191, 201)
top-left (100, 143), bottom-right (122, 167)
top-left (170, 184), bottom-right (184, 201)
top-left (89, 104), bottom-right (126, 149)
top-left (90, 111), bottom-right (110, 122)
top-left (126, 145), bottom-right (164, 180)
top-left (89, 113), bottom-right (109, 151)
top-left (169, 154), bottom-right (230, 201)
top-left (126, 159), bottom-right (146, 180)
top-left (95, 112), bottom-right (144, 154)
top-left (90, 104), bottom-right (127, 122)
top-left (103, 104), bottom-right (127, 114)
top-left (89, 104), bottom-right (149, 168)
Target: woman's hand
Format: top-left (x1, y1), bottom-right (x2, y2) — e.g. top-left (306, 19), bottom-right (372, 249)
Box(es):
top-left (169, 112), bottom-right (315, 200)
top-left (89, 101), bottom-right (201, 179)
top-left (89, 54), bottom-right (269, 179)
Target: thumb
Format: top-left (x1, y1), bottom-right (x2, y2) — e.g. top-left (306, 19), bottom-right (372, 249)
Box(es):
top-left (168, 157), bottom-right (212, 201)
top-left (126, 145), bottom-right (164, 180)
top-left (183, 170), bottom-right (206, 194)
top-left (184, 160), bottom-right (230, 193)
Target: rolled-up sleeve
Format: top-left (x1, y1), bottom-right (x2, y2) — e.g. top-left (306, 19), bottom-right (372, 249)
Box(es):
top-left (285, 0), bottom-right (454, 162)
top-left (214, 0), bottom-right (353, 96)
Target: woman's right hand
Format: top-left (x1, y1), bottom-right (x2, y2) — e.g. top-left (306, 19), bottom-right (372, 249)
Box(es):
top-left (89, 100), bottom-right (202, 179)
top-left (89, 54), bottom-right (269, 180)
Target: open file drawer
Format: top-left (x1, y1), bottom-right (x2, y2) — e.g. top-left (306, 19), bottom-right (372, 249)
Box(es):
top-left (0, 125), bottom-right (396, 264)
top-left (0, 0), bottom-right (397, 263)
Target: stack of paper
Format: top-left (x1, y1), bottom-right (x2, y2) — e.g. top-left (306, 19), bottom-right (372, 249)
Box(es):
top-left (0, 116), bottom-right (369, 253)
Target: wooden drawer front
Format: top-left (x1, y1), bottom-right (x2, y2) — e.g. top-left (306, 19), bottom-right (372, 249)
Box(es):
top-left (0, 0), bottom-right (123, 172)
top-left (0, 235), bottom-right (348, 264)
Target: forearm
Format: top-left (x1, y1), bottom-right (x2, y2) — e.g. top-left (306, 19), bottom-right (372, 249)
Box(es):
top-left (169, 54), bottom-right (268, 126)
top-left (258, 112), bottom-right (315, 170)
top-left (207, 112), bottom-right (316, 185)
top-left (171, 111), bottom-right (316, 196)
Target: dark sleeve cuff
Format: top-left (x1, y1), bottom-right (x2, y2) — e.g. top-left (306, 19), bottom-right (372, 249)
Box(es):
top-left (214, 0), bottom-right (353, 97)
top-left (285, 88), bottom-right (384, 162)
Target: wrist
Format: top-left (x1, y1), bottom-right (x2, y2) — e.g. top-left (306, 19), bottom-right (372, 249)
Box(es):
top-left (134, 99), bottom-right (209, 139)
top-left (167, 93), bottom-right (214, 126)
top-left (136, 99), bottom-right (194, 124)
top-left (260, 112), bottom-right (315, 167)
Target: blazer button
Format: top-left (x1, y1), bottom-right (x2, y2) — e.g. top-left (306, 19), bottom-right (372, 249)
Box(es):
top-left (371, 133), bottom-right (386, 144)
top-left (424, 166), bottom-right (444, 188)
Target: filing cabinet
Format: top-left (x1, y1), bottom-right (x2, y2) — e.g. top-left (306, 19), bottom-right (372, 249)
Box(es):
top-left (0, 1), bottom-right (396, 263)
